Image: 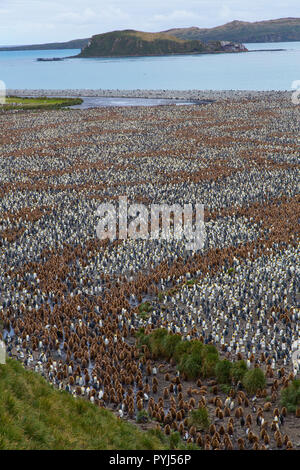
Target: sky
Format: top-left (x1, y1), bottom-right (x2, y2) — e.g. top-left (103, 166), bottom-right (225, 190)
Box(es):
top-left (1, 0), bottom-right (300, 45)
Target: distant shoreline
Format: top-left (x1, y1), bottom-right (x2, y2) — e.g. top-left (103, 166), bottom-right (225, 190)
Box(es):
top-left (33, 47), bottom-right (286, 62)
top-left (7, 89), bottom-right (293, 103)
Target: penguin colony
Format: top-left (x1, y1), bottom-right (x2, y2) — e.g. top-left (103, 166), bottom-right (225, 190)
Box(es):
top-left (0, 90), bottom-right (299, 450)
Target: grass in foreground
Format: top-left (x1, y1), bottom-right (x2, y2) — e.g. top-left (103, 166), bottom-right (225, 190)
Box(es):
top-left (0, 96), bottom-right (82, 111)
top-left (0, 358), bottom-right (169, 450)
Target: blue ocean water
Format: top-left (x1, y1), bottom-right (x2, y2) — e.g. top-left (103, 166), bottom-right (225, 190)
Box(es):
top-left (0, 42), bottom-right (299, 90)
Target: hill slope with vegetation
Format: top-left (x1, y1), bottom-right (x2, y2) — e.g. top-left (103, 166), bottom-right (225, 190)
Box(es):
top-left (77, 29), bottom-right (246, 58)
top-left (165, 17), bottom-right (300, 43)
top-left (0, 358), bottom-right (168, 450)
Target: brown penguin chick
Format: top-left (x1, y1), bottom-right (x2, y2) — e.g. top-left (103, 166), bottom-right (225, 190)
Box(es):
top-left (137, 399), bottom-right (143, 411)
top-left (276, 435), bottom-right (283, 448)
top-left (164, 413), bottom-right (172, 425)
top-left (169, 407), bottom-right (176, 420)
top-left (271, 391), bottom-right (277, 403)
top-left (152, 376), bottom-right (158, 386)
top-left (237, 438), bottom-right (245, 450)
top-left (196, 434), bottom-right (203, 448)
top-left (271, 421), bottom-right (278, 431)
top-left (204, 441), bottom-right (211, 450)
top-left (171, 421), bottom-right (178, 431)
top-left (178, 423), bottom-right (185, 435)
top-left (188, 397), bottom-right (196, 409)
top-left (214, 397), bottom-right (223, 408)
top-left (197, 398), bottom-right (205, 410)
top-left (209, 424), bottom-right (216, 436)
top-left (283, 434), bottom-right (289, 446)
top-left (246, 414), bottom-right (252, 426)
top-left (211, 437), bottom-right (220, 450)
top-left (263, 402), bottom-right (272, 412)
top-left (227, 423), bottom-right (234, 436)
top-left (224, 438), bottom-right (233, 450)
top-left (263, 432), bottom-right (270, 445)
top-left (280, 407), bottom-right (287, 417)
top-left (286, 441), bottom-right (293, 450)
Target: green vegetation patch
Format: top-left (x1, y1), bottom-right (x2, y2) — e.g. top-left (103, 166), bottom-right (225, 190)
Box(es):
top-left (281, 380), bottom-right (300, 413)
top-left (137, 329), bottom-right (265, 387)
top-left (242, 368), bottom-right (266, 394)
top-left (188, 408), bottom-right (210, 431)
top-left (1, 96), bottom-right (83, 111)
top-left (137, 328), bottom-right (219, 379)
top-left (0, 359), bottom-right (167, 450)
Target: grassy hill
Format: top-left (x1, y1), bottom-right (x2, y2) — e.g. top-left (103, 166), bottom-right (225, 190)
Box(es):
top-left (77, 29), bottom-right (240, 58)
top-left (164, 17), bottom-right (300, 43)
top-left (0, 359), bottom-right (168, 450)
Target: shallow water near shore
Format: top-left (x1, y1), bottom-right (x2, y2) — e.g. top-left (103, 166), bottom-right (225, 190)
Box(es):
top-left (0, 41), bottom-right (300, 90)
top-left (69, 96), bottom-right (209, 108)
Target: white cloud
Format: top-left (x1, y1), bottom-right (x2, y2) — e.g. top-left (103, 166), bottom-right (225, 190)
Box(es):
top-left (219, 5), bottom-right (231, 20)
top-left (0, 0), bottom-right (300, 45)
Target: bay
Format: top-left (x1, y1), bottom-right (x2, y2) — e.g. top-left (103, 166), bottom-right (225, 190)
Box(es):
top-left (0, 42), bottom-right (300, 90)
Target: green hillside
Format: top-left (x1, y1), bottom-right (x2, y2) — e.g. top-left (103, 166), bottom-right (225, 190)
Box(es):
top-left (0, 359), bottom-right (167, 450)
top-left (164, 17), bottom-right (300, 43)
top-left (77, 29), bottom-right (239, 58)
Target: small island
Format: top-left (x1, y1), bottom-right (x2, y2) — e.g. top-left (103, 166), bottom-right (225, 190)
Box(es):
top-left (76, 29), bottom-right (248, 58)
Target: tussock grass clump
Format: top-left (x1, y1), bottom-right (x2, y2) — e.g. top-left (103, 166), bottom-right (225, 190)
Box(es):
top-left (231, 360), bottom-right (248, 382)
top-left (215, 359), bottom-right (232, 384)
top-left (0, 359), bottom-right (167, 450)
top-left (281, 380), bottom-right (300, 413)
top-left (136, 410), bottom-right (149, 423)
top-left (137, 329), bottom-right (251, 384)
top-left (188, 408), bottom-right (210, 431)
top-left (242, 367), bottom-right (266, 394)
top-left (215, 359), bottom-right (248, 385)
top-left (137, 329), bottom-right (219, 379)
